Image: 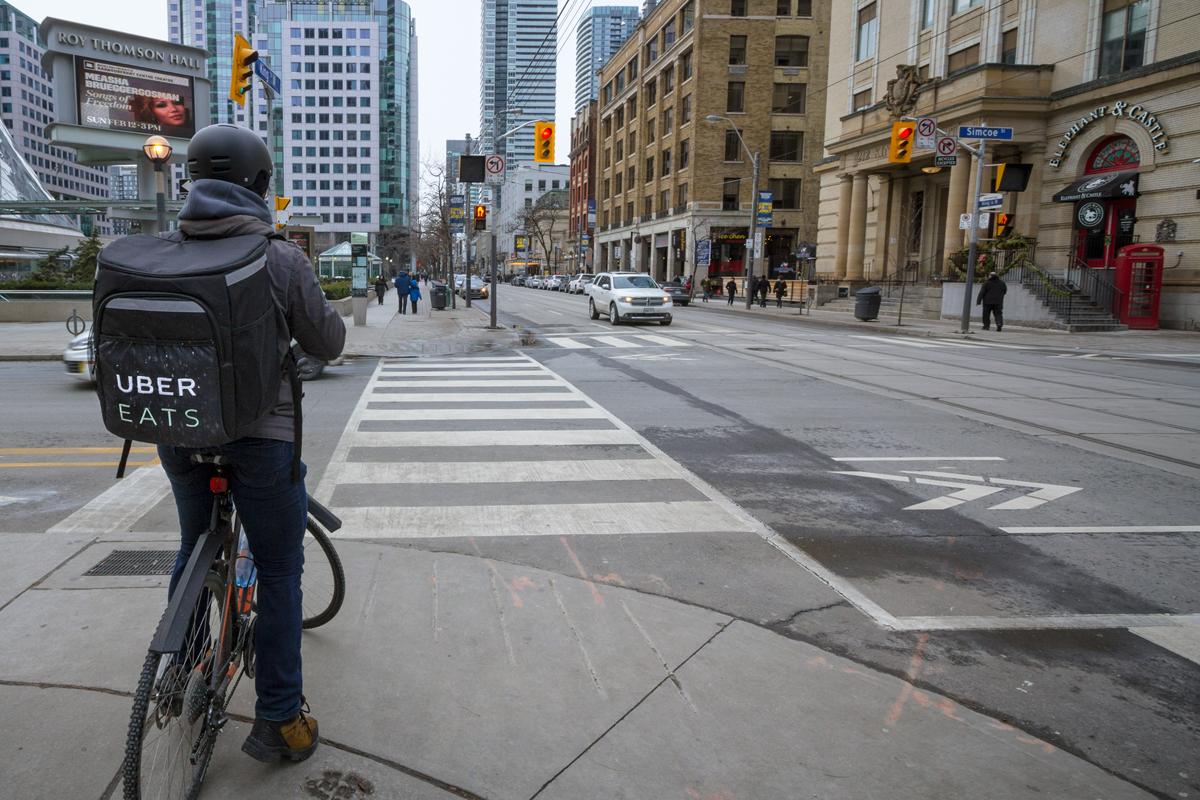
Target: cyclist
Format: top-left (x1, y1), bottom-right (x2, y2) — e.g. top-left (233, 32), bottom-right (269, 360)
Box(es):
top-left (157, 123), bottom-right (345, 764)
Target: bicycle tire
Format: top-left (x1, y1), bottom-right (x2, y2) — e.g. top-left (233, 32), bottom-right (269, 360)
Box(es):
top-left (124, 572), bottom-right (226, 800)
top-left (302, 517), bottom-right (345, 629)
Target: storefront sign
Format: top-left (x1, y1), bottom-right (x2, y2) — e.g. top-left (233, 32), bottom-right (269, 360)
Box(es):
top-left (1075, 201), bottom-right (1106, 232)
top-left (717, 231), bottom-right (747, 244)
top-left (1049, 101), bottom-right (1170, 168)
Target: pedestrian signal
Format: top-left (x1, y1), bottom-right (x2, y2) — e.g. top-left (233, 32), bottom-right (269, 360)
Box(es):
top-left (888, 122), bottom-right (915, 163)
top-left (473, 204), bottom-right (487, 231)
top-left (230, 34), bottom-right (258, 106)
top-left (534, 121), bottom-right (555, 163)
top-left (995, 213), bottom-right (1011, 238)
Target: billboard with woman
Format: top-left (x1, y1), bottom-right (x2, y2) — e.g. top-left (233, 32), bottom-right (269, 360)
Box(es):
top-left (75, 56), bottom-right (196, 138)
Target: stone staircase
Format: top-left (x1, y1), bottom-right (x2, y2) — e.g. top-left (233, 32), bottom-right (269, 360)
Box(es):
top-left (818, 284), bottom-right (940, 321)
top-left (1013, 267), bottom-right (1127, 333)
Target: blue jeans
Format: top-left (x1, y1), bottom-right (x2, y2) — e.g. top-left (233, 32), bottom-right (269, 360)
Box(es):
top-left (158, 438), bottom-right (307, 722)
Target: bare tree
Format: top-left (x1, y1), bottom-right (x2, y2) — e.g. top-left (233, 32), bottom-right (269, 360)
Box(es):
top-left (417, 155), bottom-right (456, 282)
top-left (514, 189), bottom-right (568, 272)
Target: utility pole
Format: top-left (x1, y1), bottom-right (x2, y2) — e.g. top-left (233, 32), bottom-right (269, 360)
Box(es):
top-left (464, 133), bottom-right (472, 310)
top-left (959, 137), bottom-right (987, 333)
top-left (745, 151), bottom-right (760, 310)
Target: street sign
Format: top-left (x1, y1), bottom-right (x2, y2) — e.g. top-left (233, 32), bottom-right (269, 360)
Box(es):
top-left (449, 194), bottom-right (465, 234)
top-left (253, 60), bottom-right (281, 94)
top-left (978, 192), bottom-right (1004, 209)
top-left (916, 117), bottom-right (937, 149)
top-left (959, 213), bottom-right (991, 229)
top-left (935, 155), bottom-right (957, 167)
top-left (484, 154), bottom-right (505, 185)
top-left (696, 239), bottom-right (711, 268)
top-left (936, 134), bottom-right (957, 156)
top-left (177, 178), bottom-right (192, 199)
top-left (587, 199), bottom-right (596, 228)
top-left (958, 126), bottom-right (1013, 140)
top-left (756, 190), bottom-right (773, 228)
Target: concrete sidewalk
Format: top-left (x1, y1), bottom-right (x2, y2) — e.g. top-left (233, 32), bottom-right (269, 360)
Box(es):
top-left (0, 286), bottom-right (518, 361)
top-left (688, 295), bottom-right (1200, 355)
top-left (0, 516), bottom-right (1154, 800)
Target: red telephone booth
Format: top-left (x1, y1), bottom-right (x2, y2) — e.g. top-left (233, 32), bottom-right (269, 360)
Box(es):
top-left (1113, 244), bottom-right (1164, 329)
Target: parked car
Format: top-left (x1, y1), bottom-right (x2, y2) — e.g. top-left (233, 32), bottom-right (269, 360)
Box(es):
top-left (587, 272), bottom-right (673, 326)
top-left (459, 276), bottom-right (488, 299)
top-left (569, 274), bottom-right (595, 294)
top-left (63, 330), bottom-right (94, 382)
top-left (511, 275), bottom-right (525, 287)
top-left (546, 275), bottom-right (569, 291)
top-left (661, 283), bottom-right (690, 307)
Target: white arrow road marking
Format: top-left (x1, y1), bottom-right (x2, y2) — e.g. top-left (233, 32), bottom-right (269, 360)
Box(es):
top-left (985, 478), bottom-right (1082, 510)
top-left (0, 495), bottom-right (27, 505)
top-left (905, 478), bottom-right (1005, 510)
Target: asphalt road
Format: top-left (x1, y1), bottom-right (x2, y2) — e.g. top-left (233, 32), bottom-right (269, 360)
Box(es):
top-left (3, 287), bottom-right (1198, 799)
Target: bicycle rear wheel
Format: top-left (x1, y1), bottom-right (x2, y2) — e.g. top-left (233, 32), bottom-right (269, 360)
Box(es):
top-left (302, 517), bottom-right (345, 629)
top-left (124, 573), bottom-right (226, 800)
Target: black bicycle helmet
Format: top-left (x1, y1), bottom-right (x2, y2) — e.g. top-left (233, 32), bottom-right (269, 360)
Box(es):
top-left (187, 123), bottom-right (273, 195)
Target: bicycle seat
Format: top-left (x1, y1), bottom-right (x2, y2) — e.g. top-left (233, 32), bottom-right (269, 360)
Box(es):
top-left (189, 453), bottom-right (234, 466)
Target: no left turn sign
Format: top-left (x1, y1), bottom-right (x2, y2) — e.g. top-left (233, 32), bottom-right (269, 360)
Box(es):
top-left (917, 118), bottom-right (937, 138)
top-left (485, 155), bottom-right (505, 185)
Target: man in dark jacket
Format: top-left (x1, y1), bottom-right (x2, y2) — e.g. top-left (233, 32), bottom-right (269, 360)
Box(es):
top-left (757, 275), bottom-right (770, 307)
top-left (156, 124), bottom-right (345, 765)
top-left (976, 271), bottom-right (1008, 331)
top-left (395, 271), bottom-right (413, 314)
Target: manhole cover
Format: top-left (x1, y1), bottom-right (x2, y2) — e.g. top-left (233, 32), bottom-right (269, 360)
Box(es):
top-left (85, 550), bottom-right (177, 576)
top-left (748, 347), bottom-right (784, 352)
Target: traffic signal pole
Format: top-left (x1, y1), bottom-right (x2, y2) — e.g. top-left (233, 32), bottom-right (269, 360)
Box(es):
top-left (959, 137), bottom-right (987, 334)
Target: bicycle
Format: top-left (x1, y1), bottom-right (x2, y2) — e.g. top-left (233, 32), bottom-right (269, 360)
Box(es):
top-left (122, 453), bottom-right (346, 800)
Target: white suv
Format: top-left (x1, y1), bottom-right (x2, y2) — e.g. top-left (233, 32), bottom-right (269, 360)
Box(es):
top-left (569, 274), bottom-right (595, 294)
top-left (588, 272), bottom-right (673, 326)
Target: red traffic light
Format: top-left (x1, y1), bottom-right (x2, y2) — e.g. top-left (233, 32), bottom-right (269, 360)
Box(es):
top-left (897, 127), bottom-right (912, 139)
top-left (540, 127), bottom-right (553, 139)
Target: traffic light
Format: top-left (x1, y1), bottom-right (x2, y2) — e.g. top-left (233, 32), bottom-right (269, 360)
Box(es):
top-left (230, 34), bottom-right (258, 107)
top-left (534, 121), bottom-right (555, 163)
top-left (888, 121), bottom-right (915, 163)
top-left (995, 213), bottom-right (1011, 239)
top-left (275, 197), bottom-right (291, 212)
top-left (995, 163), bottom-right (1033, 192)
top-left (473, 204), bottom-right (487, 231)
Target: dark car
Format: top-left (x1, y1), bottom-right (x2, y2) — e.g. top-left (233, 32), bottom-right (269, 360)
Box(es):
top-left (662, 283), bottom-right (690, 306)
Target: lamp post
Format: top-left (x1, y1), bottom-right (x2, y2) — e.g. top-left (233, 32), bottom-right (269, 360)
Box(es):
top-left (142, 136), bottom-right (173, 235)
top-left (707, 116), bottom-right (759, 310)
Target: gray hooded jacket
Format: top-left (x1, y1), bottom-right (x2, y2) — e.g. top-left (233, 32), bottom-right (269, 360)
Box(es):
top-left (169, 179), bottom-right (346, 442)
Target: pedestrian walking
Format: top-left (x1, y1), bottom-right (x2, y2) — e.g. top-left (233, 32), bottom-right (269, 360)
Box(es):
top-left (409, 281), bottom-right (422, 313)
top-left (374, 276), bottom-right (386, 305)
top-left (774, 279), bottom-right (787, 308)
top-left (700, 279), bottom-right (709, 303)
top-left (395, 271), bottom-right (412, 314)
top-left (726, 278), bottom-right (737, 306)
top-left (976, 271), bottom-right (1007, 331)
top-left (757, 275), bottom-right (769, 308)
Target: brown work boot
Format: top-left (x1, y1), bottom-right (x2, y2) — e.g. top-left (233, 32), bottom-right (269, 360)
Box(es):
top-left (241, 699), bottom-right (319, 763)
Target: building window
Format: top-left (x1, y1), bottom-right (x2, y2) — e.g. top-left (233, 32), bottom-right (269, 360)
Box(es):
top-left (663, 107), bottom-right (674, 134)
top-left (796, 0), bottom-right (812, 14)
top-left (852, 89), bottom-right (872, 111)
top-left (614, 173), bottom-right (622, 194)
top-left (662, 149), bottom-right (671, 176)
top-left (768, 178), bottom-right (801, 209)
top-left (1099, 0), bottom-right (1148, 77)
top-left (775, 36), bottom-right (809, 67)
top-left (628, 56), bottom-right (638, 81)
top-left (729, 35), bottom-right (747, 65)
top-left (647, 80), bottom-right (657, 107)
top-left (724, 130), bottom-right (743, 162)
top-left (678, 183), bottom-right (688, 206)
top-left (660, 189), bottom-right (670, 210)
top-left (921, 0), bottom-right (935, 29)
top-left (648, 38), bottom-right (658, 63)
top-left (772, 83), bottom-right (806, 114)
top-left (948, 44), bottom-right (979, 73)
top-left (1001, 29), bottom-right (1018, 64)
top-left (857, 3), bottom-right (877, 61)
top-left (731, 0), bottom-right (747, 17)
top-left (647, 118), bottom-right (656, 140)
top-left (679, 139), bottom-right (690, 169)
top-left (682, 94), bottom-right (692, 123)
top-left (1088, 135), bottom-right (1140, 172)
top-left (664, 67), bottom-right (675, 94)
top-left (722, 178), bottom-right (740, 210)
top-left (770, 131), bottom-right (802, 161)
top-left (726, 82), bottom-right (745, 112)
top-left (603, 116), bottom-right (612, 139)
top-left (538, 180), bottom-right (546, 191)
top-left (953, 0), bottom-right (982, 13)
top-left (682, 1), bottom-right (695, 31)
top-left (645, 156), bottom-right (654, 181)
top-left (628, 166), bottom-right (636, 186)
top-left (663, 20), bottom-right (676, 48)
top-left (777, 0), bottom-right (791, 15)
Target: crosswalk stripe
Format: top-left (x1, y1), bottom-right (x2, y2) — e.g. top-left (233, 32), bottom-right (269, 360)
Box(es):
top-left (634, 334), bottom-right (691, 347)
top-left (548, 337), bottom-right (590, 349)
top-left (384, 356), bottom-right (528, 363)
top-left (334, 459), bottom-right (681, 484)
top-left (851, 335), bottom-right (943, 348)
top-left (591, 336), bottom-right (639, 348)
top-left (374, 380), bottom-right (566, 387)
top-left (380, 363), bottom-right (545, 370)
top-left (329, 500), bottom-right (754, 538)
top-left (359, 407), bottom-right (606, 421)
top-left (365, 393), bottom-right (580, 403)
top-left (375, 369), bottom-right (548, 378)
top-left (347, 430), bottom-right (639, 447)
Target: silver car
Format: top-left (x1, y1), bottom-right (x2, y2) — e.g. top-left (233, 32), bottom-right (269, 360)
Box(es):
top-left (63, 330), bottom-right (95, 382)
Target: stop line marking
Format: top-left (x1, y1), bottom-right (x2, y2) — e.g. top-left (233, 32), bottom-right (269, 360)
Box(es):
top-left (832, 456), bottom-right (1005, 462)
top-left (831, 469), bottom-right (1081, 510)
top-left (1000, 525), bottom-right (1200, 534)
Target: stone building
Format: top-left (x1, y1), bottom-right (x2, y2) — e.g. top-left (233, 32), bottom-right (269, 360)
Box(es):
top-left (567, 100), bottom-right (598, 273)
top-left (815, 0), bottom-right (1200, 328)
top-left (592, 0), bottom-right (830, 285)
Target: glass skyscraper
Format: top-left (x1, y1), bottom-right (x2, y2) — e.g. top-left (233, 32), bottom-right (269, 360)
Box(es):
top-left (574, 6), bottom-right (639, 113)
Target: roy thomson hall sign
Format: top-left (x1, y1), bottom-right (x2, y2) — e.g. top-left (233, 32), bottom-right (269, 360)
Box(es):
top-left (40, 18), bottom-right (211, 164)
top-left (1048, 100), bottom-right (1170, 168)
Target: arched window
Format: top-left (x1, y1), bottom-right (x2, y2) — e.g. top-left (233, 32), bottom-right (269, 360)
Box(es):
top-left (1086, 136), bottom-right (1140, 173)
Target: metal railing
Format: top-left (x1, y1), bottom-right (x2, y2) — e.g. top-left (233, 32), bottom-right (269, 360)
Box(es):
top-left (1066, 260), bottom-right (1124, 320)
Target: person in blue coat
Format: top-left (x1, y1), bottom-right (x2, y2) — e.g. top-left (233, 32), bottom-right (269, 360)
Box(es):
top-left (409, 281), bottom-right (422, 313)
top-left (394, 271), bottom-right (413, 314)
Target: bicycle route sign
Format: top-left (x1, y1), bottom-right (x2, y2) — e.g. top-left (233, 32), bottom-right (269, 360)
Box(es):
top-left (485, 155), bottom-right (505, 185)
top-left (935, 133), bottom-right (957, 167)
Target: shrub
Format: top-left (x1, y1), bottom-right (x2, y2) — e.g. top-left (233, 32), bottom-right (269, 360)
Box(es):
top-left (323, 281), bottom-right (350, 300)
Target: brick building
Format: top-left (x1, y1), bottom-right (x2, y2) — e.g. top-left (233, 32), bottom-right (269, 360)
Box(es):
top-left (815, 0), bottom-right (1200, 328)
top-left (567, 99), bottom-right (597, 272)
top-left (592, 0), bottom-right (829, 285)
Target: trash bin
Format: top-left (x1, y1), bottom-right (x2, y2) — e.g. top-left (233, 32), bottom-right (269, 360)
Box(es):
top-left (854, 286), bottom-right (882, 321)
top-left (431, 281), bottom-right (448, 310)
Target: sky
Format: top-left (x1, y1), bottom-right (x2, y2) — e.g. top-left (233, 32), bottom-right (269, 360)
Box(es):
top-left (33, 0), bottom-right (640, 177)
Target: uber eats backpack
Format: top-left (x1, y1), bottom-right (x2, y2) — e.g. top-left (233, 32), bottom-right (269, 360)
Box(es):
top-left (92, 232), bottom-right (303, 479)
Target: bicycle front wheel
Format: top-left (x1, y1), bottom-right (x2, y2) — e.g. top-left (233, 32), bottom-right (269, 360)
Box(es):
top-left (124, 573), bottom-right (225, 800)
top-left (302, 517), bottom-right (346, 629)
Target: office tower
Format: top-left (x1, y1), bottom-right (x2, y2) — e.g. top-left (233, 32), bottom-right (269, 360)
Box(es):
top-left (446, 138), bottom-right (468, 191)
top-left (109, 165), bottom-right (139, 235)
top-left (574, 6), bottom-right (639, 113)
top-left (479, 0), bottom-right (556, 173)
top-left (0, 1), bottom-right (113, 236)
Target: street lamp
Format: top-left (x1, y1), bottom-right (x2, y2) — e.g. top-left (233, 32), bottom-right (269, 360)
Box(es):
top-left (707, 115), bottom-right (759, 309)
top-left (142, 135), bottom-right (173, 234)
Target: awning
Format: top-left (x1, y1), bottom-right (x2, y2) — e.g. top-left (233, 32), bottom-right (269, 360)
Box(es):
top-left (1052, 170), bottom-right (1139, 203)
